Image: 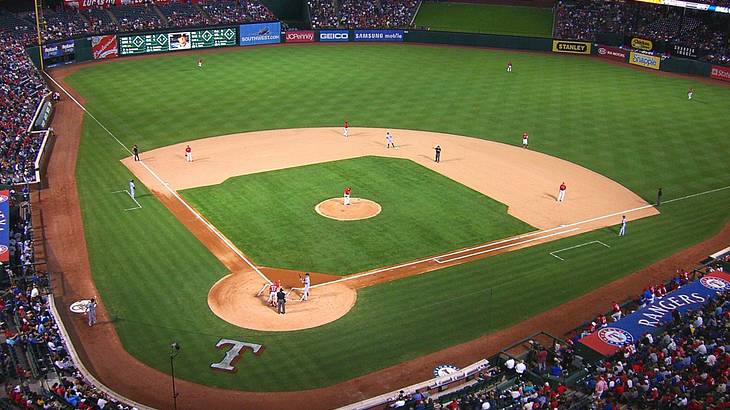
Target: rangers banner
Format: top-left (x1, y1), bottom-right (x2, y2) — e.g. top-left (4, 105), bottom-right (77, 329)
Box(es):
top-left (596, 45), bottom-right (627, 61)
top-left (0, 190), bottom-right (8, 262)
top-left (710, 65), bottom-right (730, 82)
top-left (579, 271), bottom-right (730, 357)
top-left (552, 40), bottom-right (591, 54)
top-left (92, 35), bottom-right (118, 60)
top-left (285, 31), bottom-right (314, 43)
top-left (629, 51), bottom-right (661, 70)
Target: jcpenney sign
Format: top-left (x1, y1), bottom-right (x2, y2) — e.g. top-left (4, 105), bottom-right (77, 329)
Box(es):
top-left (285, 31), bottom-right (314, 43)
top-left (596, 45), bottom-right (627, 61)
top-left (319, 30), bottom-right (349, 42)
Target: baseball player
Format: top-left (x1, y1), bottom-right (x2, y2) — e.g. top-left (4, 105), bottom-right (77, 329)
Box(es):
top-left (386, 132), bottom-right (395, 148)
top-left (128, 179), bottom-right (136, 199)
top-left (343, 119), bottom-right (349, 138)
top-left (197, 58), bottom-right (203, 69)
top-left (507, 61), bottom-right (512, 72)
top-left (185, 145), bottom-right (192, 162)
top-left (267, 280), bottom-right (281, 307)
top-left (522, 132), bottom-right (529, 148)
top-left (557, 182), bottom-right (566, 202)
top-left (300, 273), bottom-right (311, 301)
top-left (132, 144), bottom-right (140, 161)
top-left (434, 145), bottom-right (441, 163)
top-left (619, 215), bottom-right (627, 236)
top-left (86, 298), bottom-right (97, 327)
top-left (277, 286), bottom-right (286, 314)
top-left (343, 187), bottom-right (351, 206)
top-left (687, 88), bottom-right (693, 100)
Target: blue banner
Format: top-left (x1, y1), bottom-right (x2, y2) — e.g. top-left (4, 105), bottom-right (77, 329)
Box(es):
top-left (354, 30), bottom-right (404, 42)
top-left (0, 190), bottom-right (8, 262)
top-left (239, 22), bottom-right (281, 46)
top-left (579, 271), bottom-right (730, 356)
top-left (319, 30), bottom-right (349, 42)
top-left (42, 40), bottom-right (75, 59)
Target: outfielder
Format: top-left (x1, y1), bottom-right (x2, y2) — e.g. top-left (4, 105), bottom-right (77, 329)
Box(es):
top-left (343, 187), bottom-right (351, 206)
top-left (300, 273), bottom-right (311, 301)
top-left (128, 179), bottom-right (136, 199)
top-left (619, 215), bottom-right (627, 236)
top-left (197, 58), bottom-right (203, 69)
top-left (687, 88), bottom-right (693, 100)
top-left (386, 132), bottom-right (395, 148)
top-left (267, 280), bottom-right (281, 307)
top-left (343, 119), bottom-right (349, 138)
top-left (557, 182), bottom-right (566, 202)
top-left (507, 61), bottom-right (512, 72)
top-left (185, 145), bottom-right (193, 162)
top-left (522, 132), bottom-right (529, 148)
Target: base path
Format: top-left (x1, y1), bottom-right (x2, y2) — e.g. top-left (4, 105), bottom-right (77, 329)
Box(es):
top-left (123, 127), bottom-right (659, 331)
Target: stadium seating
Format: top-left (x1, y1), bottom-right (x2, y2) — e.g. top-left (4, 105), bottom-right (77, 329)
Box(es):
top-left (308, 0), bottom-right (420, 29)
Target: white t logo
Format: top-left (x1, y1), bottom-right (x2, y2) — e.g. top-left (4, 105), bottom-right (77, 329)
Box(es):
top-left (210, 339), bottom-right (264, 372)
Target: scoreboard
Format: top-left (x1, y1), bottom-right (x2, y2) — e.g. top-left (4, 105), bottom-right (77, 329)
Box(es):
top-left (119, 27), bottom-right (237, 55)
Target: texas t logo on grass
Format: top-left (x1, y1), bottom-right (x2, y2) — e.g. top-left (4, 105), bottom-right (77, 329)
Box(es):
top-left (210, 339), bottom-right (264, 372)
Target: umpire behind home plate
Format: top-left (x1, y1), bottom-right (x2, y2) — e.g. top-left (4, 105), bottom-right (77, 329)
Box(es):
top-left (277, 286), bottom-right (286, 315)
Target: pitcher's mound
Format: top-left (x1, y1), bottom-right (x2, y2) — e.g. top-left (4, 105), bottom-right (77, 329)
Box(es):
top-left (315, 198), bottom-right (382, 221)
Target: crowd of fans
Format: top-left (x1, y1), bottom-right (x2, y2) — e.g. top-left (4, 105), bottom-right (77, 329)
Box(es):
top-left (308, 0), bottom-right (420, 29)
top-left (583, 291), bottom-right (729, 409)
top-left (554, 0), bottom-right (730, 65)
top-left (0, 0), bottom-right (275, 47)
top-left (0, 31), bottom-right (49, 186)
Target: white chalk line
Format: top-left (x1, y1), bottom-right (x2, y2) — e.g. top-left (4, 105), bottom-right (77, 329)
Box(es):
top-left (111, 190), bottom-right (142, 211)
top-left (310, 183), bottom-right (730, 289)
top-left (550, 240), bottom-right (610, 261)
top-left (46, 73), bottom-right (271, 285)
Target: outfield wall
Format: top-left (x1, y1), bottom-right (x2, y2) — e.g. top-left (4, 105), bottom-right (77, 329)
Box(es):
top-left (27, 25), bottom-right (726, 83)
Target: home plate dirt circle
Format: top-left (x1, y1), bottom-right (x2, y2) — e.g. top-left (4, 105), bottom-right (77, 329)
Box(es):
top-left (315, 198), bottom-right (382, 221)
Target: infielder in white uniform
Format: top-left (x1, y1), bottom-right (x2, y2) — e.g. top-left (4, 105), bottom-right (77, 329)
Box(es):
top-left (128, 179), bottom-right (136, 199)
top-left (300, 273), bottom-right (311, 301)
top-left (619, 215), bottom-right (627, 236)
top-left (557, 182), bottom-right (566, 202)
top-left (185, 145), bottom-right (192, 162)
top-left (343, 187), bottom-right (351, 206)
top-left (386, 132), bottom-right (395, 148)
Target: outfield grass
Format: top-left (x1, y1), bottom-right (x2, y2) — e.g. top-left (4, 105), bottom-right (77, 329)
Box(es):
top-left (65, 45), bottom-right (730, 390)
top-left (414, 3), bottom-right (554, 37)
top-left (180, 156), bottom-right (532, 274)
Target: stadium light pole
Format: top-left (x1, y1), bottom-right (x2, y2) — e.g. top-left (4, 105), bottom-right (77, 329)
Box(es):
top-left (170, 342), bottom-right (181, 410)
top-left (32, 0), bottom-right (44, 71)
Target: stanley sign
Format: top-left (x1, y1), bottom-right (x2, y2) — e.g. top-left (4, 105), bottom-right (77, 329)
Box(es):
top-left (552, 40), bottom-right (592, 55)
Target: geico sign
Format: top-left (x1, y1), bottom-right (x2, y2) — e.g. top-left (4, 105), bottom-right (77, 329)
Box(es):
top-left (320, 33), bottom-right (348, 40)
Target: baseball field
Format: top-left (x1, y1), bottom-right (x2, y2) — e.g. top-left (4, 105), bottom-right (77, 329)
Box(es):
top-left (46, 43), bottom-right (730, 406)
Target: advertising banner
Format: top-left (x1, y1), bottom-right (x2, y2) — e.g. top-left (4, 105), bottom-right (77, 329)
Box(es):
top-left (630, 37), bottom-right (653, 51)
top-left (354, 30), bottom-right (404, 42)
top-left (0, 190), bottom-right (8, 263)
top-left (42, 40), bottom-right (75, 59)
top-left (629, 51), bottom-right (661, 70)
top-left (673, 44), bottom-right (697, 58)
top-left (239, 22), bottom-right (281, 46)
top-left (92, 35), bottom-right (118, 59)
top-left (552, 40), bottom-right (591, 54)
top-left (596, 45), bottom-right (627, 61)
top-left (119, 27), bottom-right (236, 55)
top-left (710, 65), bottom-right (730, 82)
top-left (285, 30), bottom-right (314, 43)
top-left (319, 29), bottom-right (349, 42)
top-left (579, 271), bottom-right (730, 357)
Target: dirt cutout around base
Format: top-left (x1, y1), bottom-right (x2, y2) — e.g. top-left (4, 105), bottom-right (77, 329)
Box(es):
top-left (315, 198), bottom-right (382, 221)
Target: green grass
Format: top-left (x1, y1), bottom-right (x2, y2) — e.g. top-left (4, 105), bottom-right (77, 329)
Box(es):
top-left (414, 3), bottom-right (554, 37)
top-left (180, 156), bottom-right (532, 274)
top-left (64, 44), bottom-right (730, 391)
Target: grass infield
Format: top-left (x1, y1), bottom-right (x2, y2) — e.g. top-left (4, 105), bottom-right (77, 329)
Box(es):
top-left (64, 44), bottom-right (730, 390)
top-left (414, 3), bottom-right (554, 37)
top-left (180, 156), bottom-right (533, 274)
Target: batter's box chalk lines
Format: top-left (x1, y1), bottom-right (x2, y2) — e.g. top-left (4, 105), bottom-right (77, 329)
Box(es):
top-left (111, 190), bottom-right (142, 211)
top-left (549, 240), bottom-right (610, 261)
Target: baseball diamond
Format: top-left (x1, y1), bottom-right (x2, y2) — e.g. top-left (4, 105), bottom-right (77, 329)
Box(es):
top-left (2, 1), bottom-right (729, 409)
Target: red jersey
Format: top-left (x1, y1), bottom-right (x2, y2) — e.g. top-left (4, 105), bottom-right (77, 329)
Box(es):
top-left (523, 132), bottom-right (528, 139)
top-left (559, 183), bottom-right (566, 191)
top-left (344, 121), bottom-right (348, 128)
top-left (269, 283), bottom-right (278, 293)
top-left (508, 62), bottom-right (512, 67)
top-left (185, 146), bottom-right (191, 153)
top-left (344, 187), bottom-right (351, 196)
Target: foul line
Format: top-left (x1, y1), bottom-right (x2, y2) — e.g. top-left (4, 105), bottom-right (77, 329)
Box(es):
top-left (311, 183), bottom-right (730, 289)
top-left (111, 190), bottom-right (142, 211)
top-left (46, 73), bottom-right (272, 285)
top-left (550, 240), bottom-right (610, 261)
